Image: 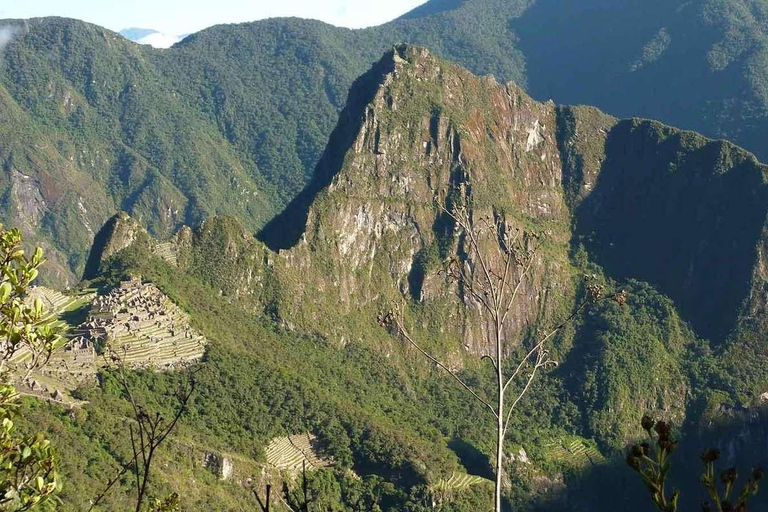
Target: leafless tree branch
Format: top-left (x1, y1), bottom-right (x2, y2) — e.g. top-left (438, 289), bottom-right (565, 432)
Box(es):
top-left (386, 194), bottom-right (623, 512)
top-left (390, 310), bottom-right (499, 419)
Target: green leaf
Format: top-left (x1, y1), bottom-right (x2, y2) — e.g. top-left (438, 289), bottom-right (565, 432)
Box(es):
top-left (0, 282), bottom-right (11, 304)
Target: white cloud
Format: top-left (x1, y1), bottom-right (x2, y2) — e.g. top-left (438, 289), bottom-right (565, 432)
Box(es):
top-left (134, 31), bottom-right (182, 49)
top-left (0, 24), bottom-right (21, 50)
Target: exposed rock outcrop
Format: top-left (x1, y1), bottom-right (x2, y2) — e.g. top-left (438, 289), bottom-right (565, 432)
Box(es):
top-left (268, 45), bottom-right (575, 356)
top-left (204, 453), bottom-right (234, 480)
top-left (83, 212), bottom-right (150, 279)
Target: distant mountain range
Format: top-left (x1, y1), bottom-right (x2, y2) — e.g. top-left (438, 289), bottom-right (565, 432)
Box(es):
top-left (119, 27), bottom-right (185, 48)
top-left (3, 0), bottom-right (768, 290)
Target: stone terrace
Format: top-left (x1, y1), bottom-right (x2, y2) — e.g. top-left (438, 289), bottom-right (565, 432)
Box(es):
top-left (76, 276), bottom-right (206, 369)
top-left (264, 433), bottom-right (332, 473)
top-left (15, 277), bottom-right (206, 405)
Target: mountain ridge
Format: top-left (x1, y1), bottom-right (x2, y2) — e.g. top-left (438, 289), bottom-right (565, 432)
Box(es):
top-left (64, 44), bottom-right (768, 510)
top-left (119, 28), bottom-right (184, 48)
top-left (6, 1), bottom-right (768, 287)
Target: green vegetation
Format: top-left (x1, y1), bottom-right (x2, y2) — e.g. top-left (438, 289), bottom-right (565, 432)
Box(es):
top-left (38, 203), bottom-right (761, 511)
top-left (40, 246), bottom-right (508, 510)
top-left (11, 202), bottom-right (768, 510)
top-left (4, 9), bottom-right (768, 508)
top-left (0, 225), bottom-right (66, 511)
top-left (626, 415), bottom-right (764, 511)
top-left (0, 384), bottom-right (60, 511)
top-left (6, 0), bottom-right (768, 286)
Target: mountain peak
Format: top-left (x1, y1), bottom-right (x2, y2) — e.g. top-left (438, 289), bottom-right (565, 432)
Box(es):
top-left (83, 212), bottom-right (151, 279)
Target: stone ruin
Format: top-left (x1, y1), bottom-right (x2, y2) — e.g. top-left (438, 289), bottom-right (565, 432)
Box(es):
top-left (74, 276), bottom-right (207, 370)
top-left (12, 287), bottom-right (98, 404)
top-left (15, 276), bottom-right (207, 405)
top-left (204, 453), bottom-right (234, 481)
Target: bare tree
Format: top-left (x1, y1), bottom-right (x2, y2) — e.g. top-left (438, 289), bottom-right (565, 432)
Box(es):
top-left (254, 483), bottom-right (272, 512)
top-left (253, 461), bottom-right (314, 512)
top-left (282, 461), bottom-right (315, 512)
top-left (383, 198), bottom-right (622, 511)
top-left (89, 351), bottom-right (196, 512)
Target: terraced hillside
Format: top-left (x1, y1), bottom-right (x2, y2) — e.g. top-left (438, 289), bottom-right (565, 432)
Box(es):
top-left (153, 241), bottom-right (178, 266)
top-left (264, 433), bottom-right (332, 473)
top-left (15, 287), bottom-right (96, 404)
top-left (542, 437), bottom-right (607, 470)
top-left (78, 276), bottom-right (206, 369)
top-left (15, 276), bottom-right (206, 405)
top-left (431, 472), bottom-right (493, 493)
top-left (27, 286), bottom-right (96, 321)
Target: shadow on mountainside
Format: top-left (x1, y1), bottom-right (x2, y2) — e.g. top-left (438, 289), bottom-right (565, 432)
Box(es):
top-left (574, 119), bottom-right (768, 344)
top-left (512, 0), bottom-right (759, 155)
top-left (448, 438), bottom-right (495, 480)
top-left (532, 407), bottom-right (768, 511)
top-left (258, 48), bottom-right (399, 251)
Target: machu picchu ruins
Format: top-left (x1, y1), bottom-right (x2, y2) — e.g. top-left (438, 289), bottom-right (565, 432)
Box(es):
top-left (16, 276), bottom-right (207, 405)
top-left (74, 276), bottom-right (206, 369)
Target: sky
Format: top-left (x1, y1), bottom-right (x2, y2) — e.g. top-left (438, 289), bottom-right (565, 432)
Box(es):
top-left (0, 0), bottom-right (427, 35)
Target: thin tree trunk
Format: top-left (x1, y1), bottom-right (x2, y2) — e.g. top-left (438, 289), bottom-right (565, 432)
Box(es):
top-left (496, 388), bottom-right (504, 512)
top-left (495, 324), bottom-right (504, 512)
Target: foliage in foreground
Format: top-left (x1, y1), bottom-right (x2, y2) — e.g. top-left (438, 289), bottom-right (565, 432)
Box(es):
top-left (0, 225), bottom-right (64, 511)
top-left (627, 415), bottom-right (764, 512)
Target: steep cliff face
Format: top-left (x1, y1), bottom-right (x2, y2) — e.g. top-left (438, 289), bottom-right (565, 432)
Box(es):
top-left (182, 46), bottom-right (752, 369)
top-left (558, 103), bottom-right (768, 401)
top-left (269, 45), bottom-right (575, 356)
top-left (571, 120), bottom-right (768, 344)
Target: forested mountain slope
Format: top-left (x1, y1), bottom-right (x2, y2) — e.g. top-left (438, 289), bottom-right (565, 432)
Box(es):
top-left (45, 46), bottom-right (768, 511)
top-left (3, 0), bottom-right (768, 285)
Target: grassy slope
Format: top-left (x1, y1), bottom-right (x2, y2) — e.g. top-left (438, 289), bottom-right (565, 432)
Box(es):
top-left (29, 246), bottom-right (509, 510)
